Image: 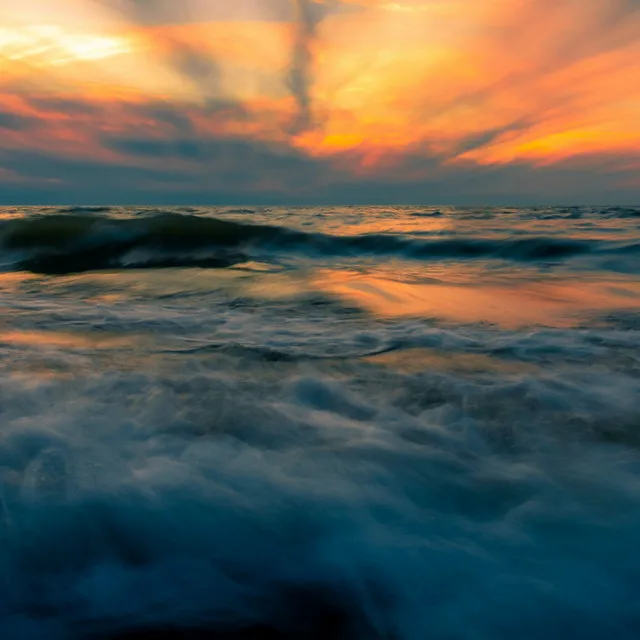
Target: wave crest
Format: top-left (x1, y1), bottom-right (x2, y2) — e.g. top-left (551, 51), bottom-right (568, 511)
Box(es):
top-left (0, 212), bottom-right (634, 274)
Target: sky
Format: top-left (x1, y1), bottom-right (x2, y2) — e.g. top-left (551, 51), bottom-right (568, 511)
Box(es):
top-left (0, 0), bottom-right (638, 204)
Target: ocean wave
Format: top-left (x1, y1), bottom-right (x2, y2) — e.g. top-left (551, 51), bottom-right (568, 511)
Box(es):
top-left (453, 206), bottom-right (640, 220)
top-left (1, 356), bottom-right (640, 639)
top-left (410, 210), bottom-right (443, 218)
top-left (53, 206), bottom-right (115, 214)
top-left (0, 202), bottom-right (639, 638)
top-left (0, 212), bottom-right (636, 274)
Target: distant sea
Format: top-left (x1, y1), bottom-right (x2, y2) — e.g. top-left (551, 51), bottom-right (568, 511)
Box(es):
top-left (1, 205), bottom-right (640, 639)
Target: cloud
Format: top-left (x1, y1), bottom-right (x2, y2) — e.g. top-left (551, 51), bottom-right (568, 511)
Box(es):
top-left (1, 0), bottom-right (639, 203)
top-left (286, 1), bottom-right (332, 132)
top-left (95, 0), bottom-right (225, 100)
top-left (0, 92), bottom-right (637, 206)
top-left (95, 0), bottom-right (294, 25)
top-left (0, 110), bottom-right (39, 131)
top-left (101, 1), bottom-right (355, 131)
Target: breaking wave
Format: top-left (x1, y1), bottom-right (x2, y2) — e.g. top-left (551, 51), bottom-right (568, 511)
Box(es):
top-left (0, 212), bottom-right (637, 274)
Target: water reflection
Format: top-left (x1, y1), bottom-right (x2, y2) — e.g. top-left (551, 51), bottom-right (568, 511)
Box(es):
top-left (314, 269), bottom-right (640, 328)
top-left (0, 330), bottom-right (142, 349)
top-left (366, 348), bottom-right (539, 375)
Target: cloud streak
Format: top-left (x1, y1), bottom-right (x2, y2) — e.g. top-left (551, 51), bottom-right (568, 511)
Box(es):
top-left (287, 0), bottom-right (325, 132)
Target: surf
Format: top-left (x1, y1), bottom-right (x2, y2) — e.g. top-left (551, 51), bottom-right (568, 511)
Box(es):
top-left (0, 211), bottom-right (636, 274)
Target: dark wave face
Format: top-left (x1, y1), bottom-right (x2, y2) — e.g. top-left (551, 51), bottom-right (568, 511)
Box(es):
top-left (0, 205), bottom-right (639, 640)
top-left (0, 206), bottom-right (639, 274)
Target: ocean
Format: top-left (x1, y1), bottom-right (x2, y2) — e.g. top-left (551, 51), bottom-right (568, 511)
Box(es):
top-left (0, 205), bottom-right (639, 639)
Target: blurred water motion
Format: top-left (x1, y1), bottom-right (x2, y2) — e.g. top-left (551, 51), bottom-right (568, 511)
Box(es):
top-left (0, 205), bottom-right (639, 639)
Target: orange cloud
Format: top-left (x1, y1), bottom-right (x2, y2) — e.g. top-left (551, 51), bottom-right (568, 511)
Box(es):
top-left (1, 0), bottom-right (638, 195)
top-left (296, 0), bottom-right (640, 168)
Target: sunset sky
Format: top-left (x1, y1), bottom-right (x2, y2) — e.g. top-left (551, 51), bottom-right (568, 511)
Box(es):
top-left (0, 0), bottom-right (638, 204)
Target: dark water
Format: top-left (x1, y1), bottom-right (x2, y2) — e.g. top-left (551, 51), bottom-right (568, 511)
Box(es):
top-left (1, 205), bottom-right (640, 639)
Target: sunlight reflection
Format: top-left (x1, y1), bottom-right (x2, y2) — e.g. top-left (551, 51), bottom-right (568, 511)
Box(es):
top-left (314, 269), bottom-right (640, 328)
top-left (0, 329), bottom-right (141, 349)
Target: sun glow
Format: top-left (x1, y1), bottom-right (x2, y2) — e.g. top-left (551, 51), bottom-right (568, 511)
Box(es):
top-left (0, 25), bottom-right (131, 67)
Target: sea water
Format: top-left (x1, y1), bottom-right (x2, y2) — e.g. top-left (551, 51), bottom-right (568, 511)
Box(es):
top-left (0, 205), bottom-right (639, 639)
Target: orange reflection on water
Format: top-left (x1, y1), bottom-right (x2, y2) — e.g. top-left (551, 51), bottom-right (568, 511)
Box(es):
top-left (0, 330), bottom-right (139, 349)
top-left (366, 348), bottom-right (539, 375)
top-left (314, 270), bottom-right (640, 328)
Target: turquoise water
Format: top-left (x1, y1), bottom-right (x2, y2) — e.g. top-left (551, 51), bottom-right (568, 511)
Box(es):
top-left (0, 205), bottom-right (639, 639)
